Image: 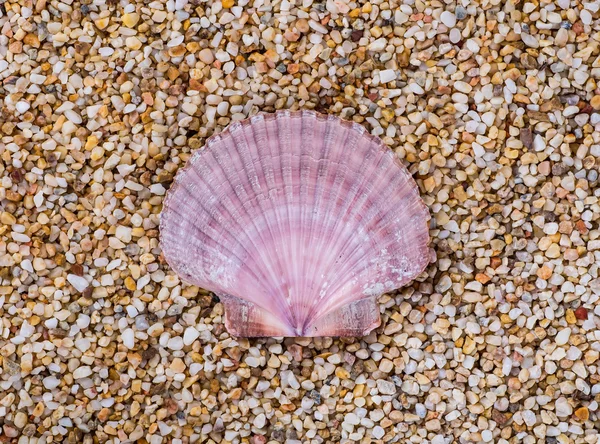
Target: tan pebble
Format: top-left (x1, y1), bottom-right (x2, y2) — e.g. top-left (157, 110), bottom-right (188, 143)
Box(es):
top-left (170, 358), bottom-right (186, 373)
top-left (1, 212), bottom-right (16, 225)
top-left (575, 406), bottom-right (589, 421)
top-left (198, 48), bottom-right (214, 64)
top-left (564, 249), bottom-right (579, 260)
top-left (32, 402), bottom-right (45, 417)
top-left (536, 265), bottom-right (552, 280)
top-left (124, 277), bottom-right (136, 291)
top-left (13, 412), bottom-right (27, 429)
top-left (126, 37), bottom-right (142, 50)
top-left (545, 243), bottom-right (561, 258)
top-left (335, 367), bottom-right (350, 379)
top-left (475, 273), bottom-right (491, 284)
top-left (295, 19), bottom-right (309, 33)
top-left (95, 17), bottom-right (110, 30)
top-left (462, 337), bottom-right (476, 354)
top-left (122, 12), bottom-right (140, 27)
top-left (23, 34), bottom-right (40, 48)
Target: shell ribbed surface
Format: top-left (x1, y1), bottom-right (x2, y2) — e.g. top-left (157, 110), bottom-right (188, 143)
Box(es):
top-left (160, 110), bottom-right (430, 337)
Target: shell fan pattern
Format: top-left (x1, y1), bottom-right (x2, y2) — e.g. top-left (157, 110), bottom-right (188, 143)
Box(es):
top-left (160, 111), bottom-right (430, 337)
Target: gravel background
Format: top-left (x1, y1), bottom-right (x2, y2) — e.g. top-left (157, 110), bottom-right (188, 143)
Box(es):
top-left (1, 0), bottom-right (600, 442)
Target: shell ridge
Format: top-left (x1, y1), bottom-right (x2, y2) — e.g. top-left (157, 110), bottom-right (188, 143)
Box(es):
top-left (292, 111), bottom-right (313, 315)
top-left (312, 162), bottom-right (420, 314)
top-left (302, 112), bottom-right (345, 331)
top-left (305, 296), bottom-right (381, 337)
top-left (312, 147), bottom-right (394, 293)
top-left (300, 115), bottom-right (338, 331)
top-left (300, 121), bottom-right (361, 329)
top-left (164, 177), bottom-right (267, 293)
top-left (306, 127), bottom-right (373, 294)
top-left (284, 113), bottom-right (307, 333)
top-left (329, 153), bottom-right (414, 270)
top-left (326, 170), bottom-right (417, 287)
top-left (239, 122), bottom-right (295, 311)
top-left (273, 113), bottom-right (299, 328)
top-left (214, 130), bottom-right (296, 322)
top-left (184, 141), bottom-right (287, 308)
top-left (266, 113), bottom-right (300, 326)
top-left (319, 214), bottom-right (428, 318)
top-left (297, 113), bottom-right (320, 331)
top-left (161, 114), bottom-right (291, 305)
top-left (245, 114), bottom-right (297, 326)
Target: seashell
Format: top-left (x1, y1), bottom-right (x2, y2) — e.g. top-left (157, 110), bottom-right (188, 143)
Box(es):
top-left (160, 111), bottom-right (430, 337)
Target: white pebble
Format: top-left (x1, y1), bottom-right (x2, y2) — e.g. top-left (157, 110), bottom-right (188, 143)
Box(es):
top-left (67, 274), bottom-right (88, 292)
top-left (122, 328), bottom-right (135, 349)
top-left (440, 11), bottom-right (456, 27)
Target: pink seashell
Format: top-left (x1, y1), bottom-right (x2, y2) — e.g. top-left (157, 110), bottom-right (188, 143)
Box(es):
top-left (160, 111), bottom-right (430, 337)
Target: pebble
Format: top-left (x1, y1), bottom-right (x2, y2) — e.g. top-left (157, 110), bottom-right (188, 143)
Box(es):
top-left (122, 328), bottom-right (135, 349)
top-left (440, 11), bottom-right (456, 27)
top-left (67, 274), bottom-right (89, 292)
top-left (43, 377), bottom-right (60, 390)
top-left (1, 0), bottom-right (599, 442)
top-left (377, 379), bottom-right (397, 395)
top-left (183, 327), bottom-right (200, 345)
top-left (253, 413), bottom-right (266, 428)
top-left (73, 366), bottom-right (93, 379)
top-left (555, 328), bottom-right (571, 346)
top-left (379, 69), bottom-right (396, 83)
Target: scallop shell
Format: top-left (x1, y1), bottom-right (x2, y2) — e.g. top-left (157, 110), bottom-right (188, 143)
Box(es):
top-left (160, 111), bottom-right (430, 337)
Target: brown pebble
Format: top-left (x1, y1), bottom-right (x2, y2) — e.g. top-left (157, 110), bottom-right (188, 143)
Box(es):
top-left (575, 307), bottom-right (588, 321)
top-left (520, 128), bottom-right (533, 149)
top-left (575, 406), bottom-right (589, 421)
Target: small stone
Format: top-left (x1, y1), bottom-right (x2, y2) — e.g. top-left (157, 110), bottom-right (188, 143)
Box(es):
top-left (345, 413), bottom-right (360, 425)
top-left (555, 328), bottom-right (571, 346)
top-left (521, 33), bottom-right (539, 48)
top-left (170, 358), bottom-right (186, 373)
top-left (440, 11), bottom-right (456, 27)
top-left (199, 48), bottom-right (214, 64)
top-left (95, 17), bottom-right (110, 29)
top-left (183, 327), bottom-right (200, 345)
top-left (575, 307), bottom-right (588, 320)
top-left (377, 379), bottom-right (397, 395)
top-left (122, 13), bottom-right (140, 27)
top-left (167, 336), bottom-right (184, 350)
top-left (16, 102), bottom-right (30, 114)
top-left (73, 366), bottom-right (93, 379)
top-left (67, 274), bottom-right (89, 292)
top-left (555, 397), bottom-right (573, 417)
top-left (575, 406), bottom-right (589, 421)
top-left (253, 413), bottom-right (266, 428)
top-left (372, 426), bottom-right (385, 439)
top-left (368, 38), bottom-right (387, 51)
top-left (295, 19), bottom-right (309, 33)
top-left (43, 376), bottom-right (60, 389)
top-left (126, 37), bottom-right (142, 50)
top-left (379, 69), bottom-right (396, 83)
top-left (520, 128), bottom-right (533, 149)
top-left (152, 10), bottom-right (167, 22)
top-left (122, 328), bottom-right (135, 349)
top-left (13, 412), bottom-right (27, 429)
